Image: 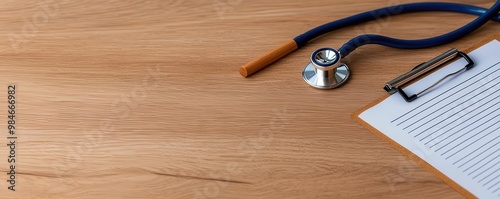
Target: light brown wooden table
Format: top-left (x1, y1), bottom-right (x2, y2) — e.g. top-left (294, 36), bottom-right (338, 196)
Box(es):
top-left (0, 0), bottom-right (498, 198)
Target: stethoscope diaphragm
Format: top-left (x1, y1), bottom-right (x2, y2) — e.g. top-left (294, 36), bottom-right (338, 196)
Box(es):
top-left (302, 48), bottom-right (350, 89)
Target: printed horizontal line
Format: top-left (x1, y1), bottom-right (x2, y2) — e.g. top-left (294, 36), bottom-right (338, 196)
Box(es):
top-left (454, 136), bottom-right (499, 166)
top-left (488, 180), bottom-right (500, 190)
top-left (481, 169), bottom-right (500, 185)
top-left (473, 159), bottom-right (500, 180)
top-left (400, 74), bottom-right (499, 128)
top-left (444, 124), bottom-right (500, 156)
top-left (462, 147), bottom-right (498, 171)
top-left (467, 154), bottom-right (499, 175)
top-left (425, 104), bottom-right (500, 146)
top-left (404, 84), bottom-right (499, 133)
top-left (418, 96), bottom-right (499, 140)
top-left (391, 62), bottom-right (500, 124)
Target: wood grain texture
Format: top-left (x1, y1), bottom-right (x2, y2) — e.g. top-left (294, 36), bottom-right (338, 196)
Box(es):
top-left (0, 0), bottom-right (497, 198)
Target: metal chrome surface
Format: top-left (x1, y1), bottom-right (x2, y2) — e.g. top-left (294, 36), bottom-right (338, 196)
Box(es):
top-left (311, 48), bottom-right (340, 68)
top-left (302, 62), bottom-right (350, 89)
top-left (383, 48), bottom-right (474, 102)
top-left (303, 48), bottom-right (349, 89)
top-left (384, 48), bottom-right (459, 94)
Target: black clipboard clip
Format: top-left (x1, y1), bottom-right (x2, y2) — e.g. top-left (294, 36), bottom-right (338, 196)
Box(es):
top-left (384, 48), bottom-right (475, 102)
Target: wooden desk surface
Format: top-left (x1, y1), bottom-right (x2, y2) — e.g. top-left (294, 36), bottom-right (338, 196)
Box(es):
top-left (0, 0), bottom-right (498, 198)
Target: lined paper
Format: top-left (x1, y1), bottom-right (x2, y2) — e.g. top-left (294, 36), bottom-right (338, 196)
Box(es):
top-left (359, 40), bottom-right (500, 199)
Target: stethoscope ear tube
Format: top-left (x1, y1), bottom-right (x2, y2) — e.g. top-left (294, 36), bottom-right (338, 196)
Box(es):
top-left (239, 2), bottom-right (500, 78)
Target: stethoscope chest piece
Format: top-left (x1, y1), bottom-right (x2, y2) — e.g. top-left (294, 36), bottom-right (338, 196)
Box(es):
top-left (302, 48), bottom-right (350, 89)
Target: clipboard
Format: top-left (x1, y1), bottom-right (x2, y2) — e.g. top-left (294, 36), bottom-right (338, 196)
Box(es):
top-left (352, 34), bottom-right (500, 199)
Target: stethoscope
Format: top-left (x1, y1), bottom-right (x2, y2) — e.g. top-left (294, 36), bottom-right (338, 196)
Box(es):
top-left (239, 2), bottom-right (500, 89)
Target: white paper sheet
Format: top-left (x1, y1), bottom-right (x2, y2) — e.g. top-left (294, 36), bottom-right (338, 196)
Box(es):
top-left (359, 40), bottom-right (500, 199)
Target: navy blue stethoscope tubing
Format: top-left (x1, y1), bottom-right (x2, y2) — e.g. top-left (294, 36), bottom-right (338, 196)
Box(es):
top-left (293, 2), bottom-right (500, 58)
